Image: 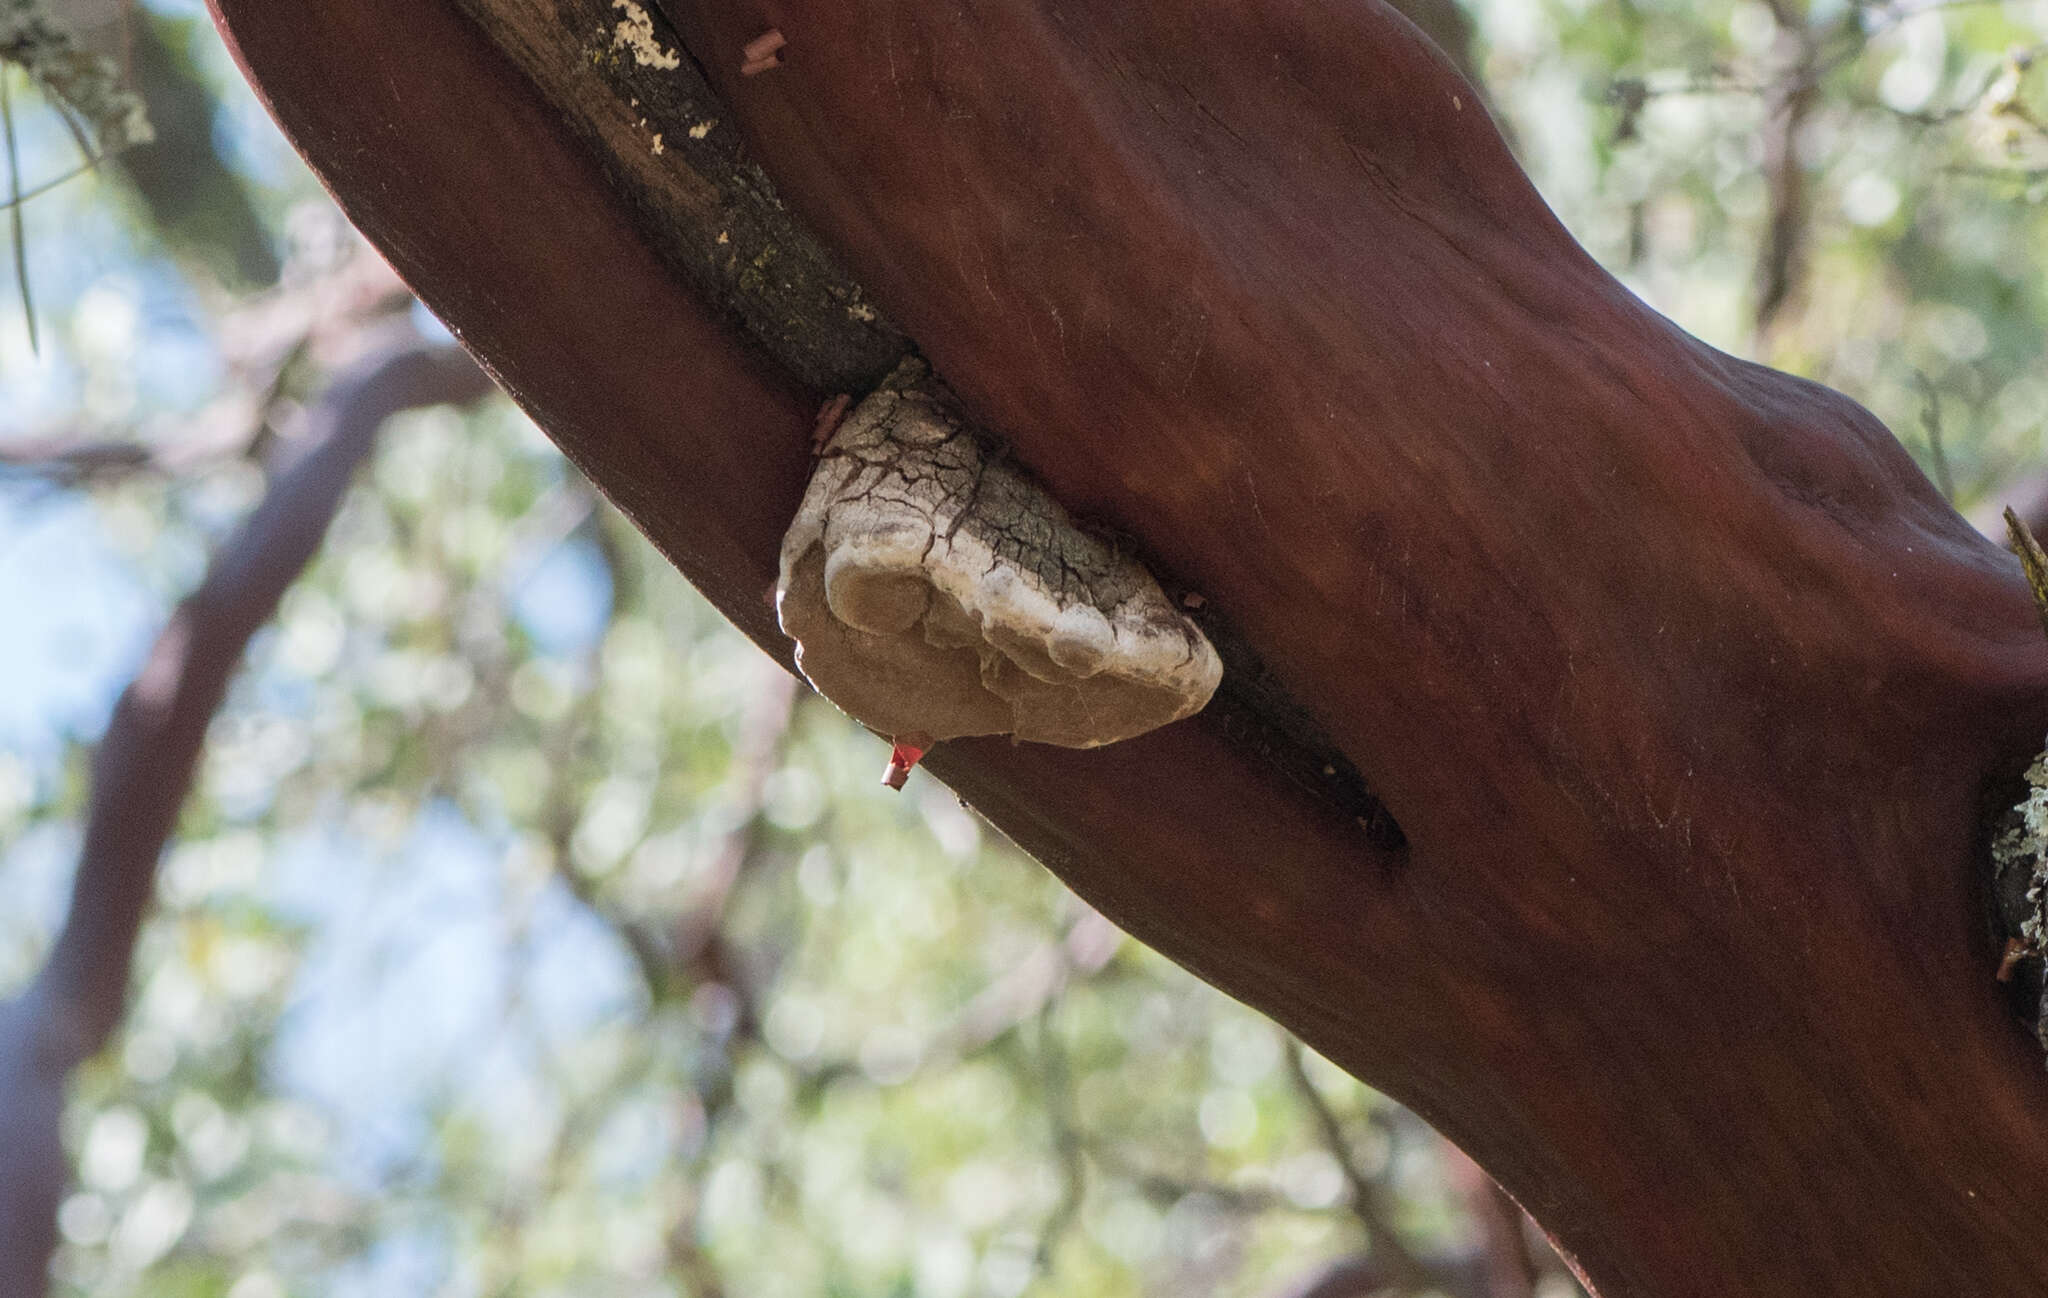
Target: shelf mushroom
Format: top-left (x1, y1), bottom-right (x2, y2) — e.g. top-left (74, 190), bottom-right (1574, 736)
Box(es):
top-left (776, 359), bottom-right (1222, 786)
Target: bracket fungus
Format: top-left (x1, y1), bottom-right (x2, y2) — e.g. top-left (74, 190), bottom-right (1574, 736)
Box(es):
top-left (776, 359), bottom-right (1222, 777)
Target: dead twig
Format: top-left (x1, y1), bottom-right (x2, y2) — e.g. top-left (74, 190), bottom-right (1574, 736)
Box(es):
top-left (1281, 1038), bottom-right (1432, 1290)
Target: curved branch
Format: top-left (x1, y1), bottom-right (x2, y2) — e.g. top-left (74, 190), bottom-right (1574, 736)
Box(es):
top-left (0, 333), bottom-right (490, 1298)
top-left (203, 1), bottom-right (2048, 1293)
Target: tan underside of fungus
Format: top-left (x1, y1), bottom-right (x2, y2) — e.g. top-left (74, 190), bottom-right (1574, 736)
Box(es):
top-left (775, 359), bottom-right (1222, 750)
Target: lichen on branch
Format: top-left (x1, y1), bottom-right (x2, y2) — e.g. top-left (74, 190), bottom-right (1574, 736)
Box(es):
top-left (0, 0), bottom-right (152, 153)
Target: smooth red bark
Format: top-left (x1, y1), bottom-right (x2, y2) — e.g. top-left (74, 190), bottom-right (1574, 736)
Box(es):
top-left (206, 1), bottom-right (2048, 1292)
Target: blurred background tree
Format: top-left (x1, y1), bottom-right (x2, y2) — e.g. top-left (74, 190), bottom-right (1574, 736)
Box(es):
top-left (4, 1), bottom-right (2048, 1296)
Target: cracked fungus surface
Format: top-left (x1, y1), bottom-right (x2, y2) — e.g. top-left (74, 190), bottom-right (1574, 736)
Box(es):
top-left (776, 360), bottom-right (1221, 748)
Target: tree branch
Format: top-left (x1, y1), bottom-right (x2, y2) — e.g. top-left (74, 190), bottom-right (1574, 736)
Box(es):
top-left (0, 331), bottom-right (490, 1298)
top-left (204, 0), bottom-right (2048, 1291)
top-left (1753, 16), bottom-right (1820, 336)
top-left (1282, 1039), bottom-right (1430, 1290)
top-left (1264, 1252), bottom-right (1494, 1298)
top-left (1443, 1141), bottom-right (1549, 1298)
top-left (117, 9), bottom-right (281, 286)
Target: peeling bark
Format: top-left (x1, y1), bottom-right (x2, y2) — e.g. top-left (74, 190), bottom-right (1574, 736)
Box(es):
top-left (203, 1), bottom-right (2048, 1293)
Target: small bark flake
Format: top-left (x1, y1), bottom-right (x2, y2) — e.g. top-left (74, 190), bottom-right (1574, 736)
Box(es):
top-left (883, 732), bottom-right (934, 790)
top-left (812, 393), bottom-right (852, 453)
top-left (1999, 937), bottom-right (2028, 984)
top-left (741, 30), bottom-right (786, 76)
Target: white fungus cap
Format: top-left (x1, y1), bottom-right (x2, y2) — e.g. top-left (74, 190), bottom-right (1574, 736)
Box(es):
top-left (776, 359), bottom-right (1222, 749)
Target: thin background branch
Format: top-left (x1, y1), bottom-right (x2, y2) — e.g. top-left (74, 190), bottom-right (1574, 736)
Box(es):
top-left (0, 325), bottom-right (491, 1298)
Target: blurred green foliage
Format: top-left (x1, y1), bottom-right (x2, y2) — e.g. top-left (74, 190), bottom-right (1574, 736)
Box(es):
top-left (7, 2), bottom-right (2048, 1297)
top-left (1489, 0), bottom-right (2048, 506)
top-left (24, 399), bottom-right (1455, 1297)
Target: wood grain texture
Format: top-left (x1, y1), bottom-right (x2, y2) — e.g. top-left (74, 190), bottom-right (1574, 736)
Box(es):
top-left (206, 0), bottom-right (2048, 1292)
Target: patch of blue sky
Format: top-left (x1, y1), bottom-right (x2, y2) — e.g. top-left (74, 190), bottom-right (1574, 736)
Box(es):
top-left (269, 807), bottom-right (509, 1181)
top-left (2, 195), bottom-right (223, 437)
top-left (269, 803), bottom-right (640, 1184)
top-left (409, 298), bottom-right (454, 344)
top-left (510, 534), bottom-right (613, 658)
top-left (0, 820), bottom-right (85, 992)
top-left (129, 267), bottom-right (226, 417)
top-left (519, 865), bottom-right (643, 1036)
top-left (328, 1227), bottom-right (453, 1298)
top-left (241, 644), bottom-right (321, 720)
top-left (0, 491), bottom-right (160, 755)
